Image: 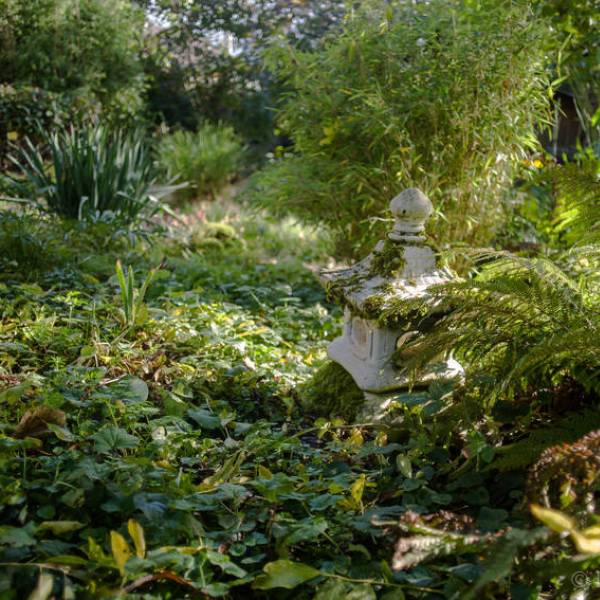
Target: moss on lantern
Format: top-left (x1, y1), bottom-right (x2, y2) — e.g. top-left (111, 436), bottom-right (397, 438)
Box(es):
top-left (300, 361), bottom-right (365, 420)
top-left (369, 239), bottom-right (406, 277)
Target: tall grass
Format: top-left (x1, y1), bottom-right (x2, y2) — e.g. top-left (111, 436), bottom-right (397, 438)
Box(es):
top-left (9, 125), bottom-right (166, 222)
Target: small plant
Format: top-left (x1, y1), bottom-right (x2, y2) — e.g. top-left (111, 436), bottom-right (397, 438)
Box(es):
top-left (0, 211), bottom-right (62, 275)
top-left (158, 122), bottom-right (244, 201)
top-left (8, 124), bottom-right (170, 223)
top-left (115, 260), bottom-right (156, 329)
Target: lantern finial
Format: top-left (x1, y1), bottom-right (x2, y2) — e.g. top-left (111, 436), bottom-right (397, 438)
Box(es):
top-left (389, 187), bottom-right (433, 241)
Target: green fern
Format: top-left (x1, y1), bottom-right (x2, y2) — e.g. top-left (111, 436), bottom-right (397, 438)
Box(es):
top-left (552, 157), bottom-right (600, 245)
top-left (384, 248), bottom-right (600, 403)
top-left (464, 527), bottom-right (547, 600)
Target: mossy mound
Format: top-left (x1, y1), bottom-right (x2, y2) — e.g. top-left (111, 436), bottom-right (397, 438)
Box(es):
top-left (190, 221), bottom-right (244, 251)
top-left (300, 361), bottom-right (365, 421)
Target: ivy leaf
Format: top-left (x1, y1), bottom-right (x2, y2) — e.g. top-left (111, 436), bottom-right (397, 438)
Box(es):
top-left (346, 584), bottom-right (377, 600)
top-left (38, 521), bottom-right (85, 535)
top-left (92, 427), bottom-right (138, 454)
top-left (0, 524), bottom-right (36, 547)
top-left (187, 408), bottom-right (221, 430)
top-left (252, 560), bottom-right (321, 590)
top-left (206, 549), bottom-right (247, 578)
top-left (0, 382), bottom-right (33, 404)
top-left (126, 377), bottom-right (149, 402)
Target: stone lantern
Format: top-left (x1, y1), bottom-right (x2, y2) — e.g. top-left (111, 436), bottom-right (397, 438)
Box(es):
top-left (319, 188), bottom-right (463, 420)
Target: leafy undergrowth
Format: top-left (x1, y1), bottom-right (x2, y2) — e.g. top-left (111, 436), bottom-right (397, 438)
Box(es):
top-left (1, 205), bottom-right (599, 598)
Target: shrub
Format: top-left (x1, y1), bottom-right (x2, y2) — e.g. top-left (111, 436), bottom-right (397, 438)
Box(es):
top-left (9, 125), bottom-right (167, 223)
top-left (0, 0), bottom-right (146, 128)
top-left (0, 211), bottom-right (64, 275)
top-left (158, 123), bottom-right (244, 200)
top-left (143, 0), bottom-right (346, 142)
top-left (249, 0), bottom-right (551, 257)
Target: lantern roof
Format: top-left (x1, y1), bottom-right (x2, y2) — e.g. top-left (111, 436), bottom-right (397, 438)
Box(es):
top-left (319, 188), bottom-right (452, 320)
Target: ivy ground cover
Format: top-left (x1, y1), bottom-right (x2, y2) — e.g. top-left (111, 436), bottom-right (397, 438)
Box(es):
top-left (0, 206), bottom-right (596, 599)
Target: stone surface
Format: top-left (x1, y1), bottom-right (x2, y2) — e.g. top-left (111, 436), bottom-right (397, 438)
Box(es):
top-left (319, 188), bottom-right (463, 420)
top-left (389, 187), bottom-right (433, 240)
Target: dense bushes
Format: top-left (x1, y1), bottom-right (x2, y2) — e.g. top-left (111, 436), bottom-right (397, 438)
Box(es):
top-left (249, 0), bottom-right (551, 256)
top-left (143, 0), bottom-right (346, 142)
top-left (0, 0), bottom-right (146, 144)
top-left (158, 123), bottom-right (244, 200)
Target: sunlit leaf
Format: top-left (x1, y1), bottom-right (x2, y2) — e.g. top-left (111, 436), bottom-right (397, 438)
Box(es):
top-left (110, 530), bottom-right (132, 576)
top-left (530, 504), bottom-right (574, 533)
top-left (127, 519), bottom-right (146, 558)
top-left (253, 560), bottom-right (321, 590)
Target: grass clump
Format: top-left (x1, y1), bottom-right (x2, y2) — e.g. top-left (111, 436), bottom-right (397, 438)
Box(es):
top-left (158, 122), bottom-right (244, 201)
top-left (8, 124), bottom-right (168, 223)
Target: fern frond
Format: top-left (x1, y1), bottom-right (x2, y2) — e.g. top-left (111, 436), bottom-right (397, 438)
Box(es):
top-left (383, 247), bottom-right (600, 403)
top-left (552, 159), bottom-right (600, 245)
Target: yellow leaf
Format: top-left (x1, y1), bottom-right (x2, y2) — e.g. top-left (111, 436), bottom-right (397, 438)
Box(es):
top-left (530, 504), bottom-right (575, 533)
top-left (7, 131), bottom-right (18, 141)
top-left (110, 531), bottom-right (132, 575)
top-left (582, 525), bottom-right (600, 539)
top-left (319, 125), bottom-right (337, 146)
top-left (258, 465), bottom-right (273, 480)
top-left (127, 519), bottom-right (146, 558)
top-left (351, 474), bottom-right (366, 507)
top-left (348, 429), bottom-right (364, 447)
top-left (38, 521), bottom-right (85, 535)
top-left (571, 531), bottom-right (600, 554)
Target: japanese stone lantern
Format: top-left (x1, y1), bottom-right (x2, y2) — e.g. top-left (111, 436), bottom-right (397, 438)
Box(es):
top-left (319, 188), bottom-right (463, 420)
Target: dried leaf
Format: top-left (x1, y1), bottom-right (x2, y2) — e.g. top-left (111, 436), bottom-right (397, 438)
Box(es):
top-left (14, 407), bottom-right (66, 439)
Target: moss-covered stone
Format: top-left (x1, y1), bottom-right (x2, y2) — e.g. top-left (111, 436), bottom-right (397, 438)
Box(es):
top-left (369, 239), bottom-right (406, 277)
top-left (300, 361), bottom-right (365, 421)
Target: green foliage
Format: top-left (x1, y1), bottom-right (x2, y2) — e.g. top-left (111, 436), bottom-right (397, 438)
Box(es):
top-left (0, 201), bottom-right (599, 597)
top-left (249, 0), bottom-right (551, 256)
top-left (0, 0), bottom-right (146, 128)
top-left (387, 248), bottom-right (600, 402)
top-left (0, 212), bottom-right (63, 273)
top-left (115, 260), bottom-right (156, 329)
top-left (158, 123), bottom-right (244, 200)
top-left (143, 0), bottom-right (346, 141)
top-left (0, 85), bottom-right (77, 166)
top-left (533, 0), bottom-right (600, 149)
top-left (384, 160), bottom-right (600, 408)
top-left (489, 407), bottom-right (600, 473)
top-left (8, 124), bottom-right (169, 222)
top-left (552, 155), bottom-right (600, 244)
